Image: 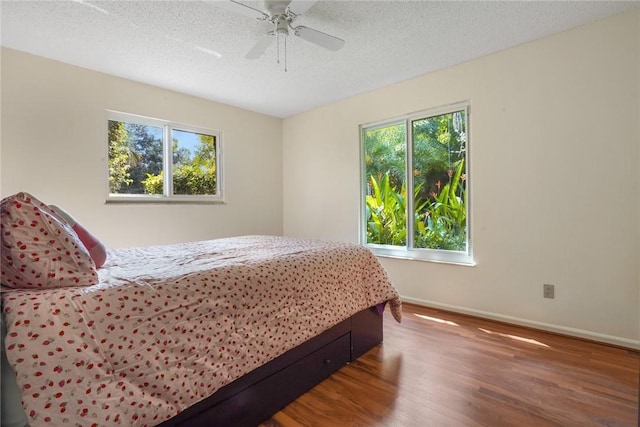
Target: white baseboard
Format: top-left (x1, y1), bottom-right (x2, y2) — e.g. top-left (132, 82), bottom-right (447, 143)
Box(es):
top-left (401, 296), bottom-right (640, 350)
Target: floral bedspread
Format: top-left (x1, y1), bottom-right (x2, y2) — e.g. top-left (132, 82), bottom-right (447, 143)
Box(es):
top-left (2, 235), bottom-right (401, 427)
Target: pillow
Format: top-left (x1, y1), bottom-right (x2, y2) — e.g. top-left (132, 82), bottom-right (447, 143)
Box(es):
top-left (0, 192), bottom-right (98, 289)
top-left (49, 205), bottom-right (107, 268)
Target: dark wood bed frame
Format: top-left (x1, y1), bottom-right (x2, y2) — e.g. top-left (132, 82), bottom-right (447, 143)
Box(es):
top-left (158, 306), bottom-right (384, 427)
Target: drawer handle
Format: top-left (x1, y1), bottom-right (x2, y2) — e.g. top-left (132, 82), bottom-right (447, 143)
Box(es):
top-left (323, 359), bottom-right (332, 365)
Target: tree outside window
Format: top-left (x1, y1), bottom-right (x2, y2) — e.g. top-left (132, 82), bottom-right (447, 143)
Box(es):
top-left (361, 102), bottom-right (471, 264)
top-left (107, 112), bottom-right (222, 202)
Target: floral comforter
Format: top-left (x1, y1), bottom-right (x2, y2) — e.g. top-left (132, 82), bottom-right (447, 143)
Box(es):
top-left (2, 235), bottom-right (401, 427)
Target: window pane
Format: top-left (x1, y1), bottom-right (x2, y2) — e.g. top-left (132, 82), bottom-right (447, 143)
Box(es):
top-left (412, 110), bottom-right (467, 251)
top-left (363, 122), bottom-right (407, 246)
top-left (108, 120), bottom-right (163, 195)
top-left (172, 129), bottom-right (217, 196)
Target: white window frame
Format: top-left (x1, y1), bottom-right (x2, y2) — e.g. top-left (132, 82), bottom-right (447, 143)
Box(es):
top-left (359, 101), bottom-right (474, 266)
top-left (106, 111), bottom-right (224, 204)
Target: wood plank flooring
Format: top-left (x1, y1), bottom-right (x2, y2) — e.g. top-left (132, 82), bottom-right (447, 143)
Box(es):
top-left (261, 303), bottom-right (639, 427)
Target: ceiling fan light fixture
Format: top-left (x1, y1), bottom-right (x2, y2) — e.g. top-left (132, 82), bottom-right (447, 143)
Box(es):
top-left (228, 0), bottom-right (344, 69)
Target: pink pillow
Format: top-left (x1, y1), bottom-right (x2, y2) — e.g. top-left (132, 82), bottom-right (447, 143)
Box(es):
top-left (49, 205), bottom-right (107, 268)
top-left (0, 192), bottom-right (98, 289)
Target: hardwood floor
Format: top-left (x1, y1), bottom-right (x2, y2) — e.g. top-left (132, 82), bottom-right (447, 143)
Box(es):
top-left (261, 303), bottom-right (639, 427)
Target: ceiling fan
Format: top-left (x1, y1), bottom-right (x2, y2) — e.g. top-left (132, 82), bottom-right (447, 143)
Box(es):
top-left (225, 0), bottom-right (345, 63)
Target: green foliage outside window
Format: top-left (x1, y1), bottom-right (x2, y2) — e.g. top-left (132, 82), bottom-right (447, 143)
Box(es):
top-left (108, 120), bottom-right (217, 196)
top-left (363, 109), bottom-right (467, 252)
top-left (142, 136), bottom-right (217, 195)
top-left (108, 121), bottom-right (136, 193)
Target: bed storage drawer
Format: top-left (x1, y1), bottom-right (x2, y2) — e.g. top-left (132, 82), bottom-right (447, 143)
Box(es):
top-left (176, 333), bottom-right (351, 427)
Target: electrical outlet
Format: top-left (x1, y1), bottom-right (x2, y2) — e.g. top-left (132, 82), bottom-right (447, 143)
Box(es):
top-left (543, 284), bottom-right (555, 299)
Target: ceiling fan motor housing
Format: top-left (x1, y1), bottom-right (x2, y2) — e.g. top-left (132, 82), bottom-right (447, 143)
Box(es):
top-left (264, 0), bottom-right (291, 18)
top-left (275, 15), bottom-right (290, 35)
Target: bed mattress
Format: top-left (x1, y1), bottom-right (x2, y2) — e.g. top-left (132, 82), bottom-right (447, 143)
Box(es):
top-left (1, 235), bottom-right (401, 427)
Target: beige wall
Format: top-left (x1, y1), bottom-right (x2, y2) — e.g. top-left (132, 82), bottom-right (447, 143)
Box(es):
top-left (1, 48), bottom-right (283, 247)
top-left (283, 11), bottom-right (640, 347)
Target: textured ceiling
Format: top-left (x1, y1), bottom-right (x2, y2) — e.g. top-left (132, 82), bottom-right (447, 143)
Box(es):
top-left (1, 1), bottom-right (638, 118)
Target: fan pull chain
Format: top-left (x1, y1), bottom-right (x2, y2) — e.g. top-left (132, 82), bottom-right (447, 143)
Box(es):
top-left (277, 31), bottom-right (280, 65)
top-left (284, 36), bottom-right (288, 72)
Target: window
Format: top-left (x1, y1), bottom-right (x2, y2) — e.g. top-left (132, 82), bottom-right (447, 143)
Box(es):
top-left (360, 102), bottom-right (472, 265)
top-left (107, 112), bottom-right (222, 203)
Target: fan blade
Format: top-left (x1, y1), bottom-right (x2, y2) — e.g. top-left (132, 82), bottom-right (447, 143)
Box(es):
top-left (287, 0), bottom-right (317, 16)
top-left (246, 34), bottom-right (275, 59)
top-left (294, 26), bottom-right (345, 51)
top-left (223, 0), bottom-right (269, 20)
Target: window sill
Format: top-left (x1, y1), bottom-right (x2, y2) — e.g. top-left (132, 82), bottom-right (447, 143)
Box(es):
top-left (106, 195), bottom-right (225, 205)
top-left (367, 245), bottom-right (475, 266)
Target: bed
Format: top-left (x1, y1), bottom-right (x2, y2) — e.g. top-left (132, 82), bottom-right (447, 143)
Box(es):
top-left (1, 193), bottom-right (402, 427)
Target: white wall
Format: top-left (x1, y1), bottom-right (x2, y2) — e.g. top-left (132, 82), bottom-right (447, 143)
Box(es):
top-left (283, 11), bottom-right (640, 347)
top-left (1, 48), bottom-right (283, 247)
